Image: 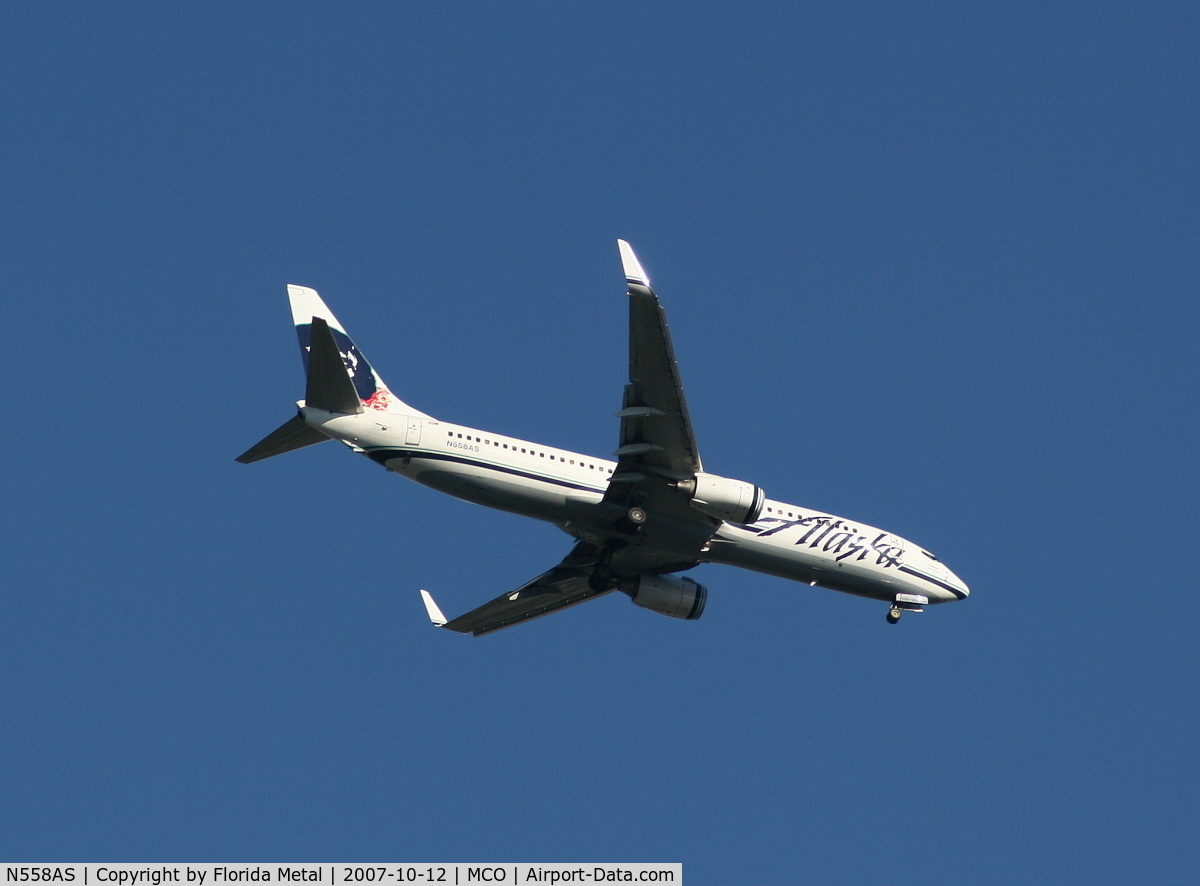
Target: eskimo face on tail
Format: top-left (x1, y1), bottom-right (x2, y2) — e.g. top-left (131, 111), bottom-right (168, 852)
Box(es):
top-left (294, 322), bottom-right (387, 405)
top-left (286, 284), bottom-right (426, 417)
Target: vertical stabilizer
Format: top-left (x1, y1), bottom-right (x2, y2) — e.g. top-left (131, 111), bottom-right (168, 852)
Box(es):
top-left (287, 285), bottom-right (429, 416)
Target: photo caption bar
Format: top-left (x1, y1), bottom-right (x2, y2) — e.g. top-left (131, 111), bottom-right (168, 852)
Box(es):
top-left (1, 865), bottom-right (680, 886)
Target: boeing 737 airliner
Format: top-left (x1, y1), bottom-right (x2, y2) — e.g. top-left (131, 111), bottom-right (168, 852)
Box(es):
top-left (239, 241), bottom-right (969, 634)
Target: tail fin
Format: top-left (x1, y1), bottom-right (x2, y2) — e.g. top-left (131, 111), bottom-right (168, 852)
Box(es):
top-left (304, 317), bottom-right (363, 414)
top-left (288, 285), bottom-right (426, 415)
top-left (236, 311), bottom-right (363, 464)
top-left (236, 285), bottom-right (431, 465)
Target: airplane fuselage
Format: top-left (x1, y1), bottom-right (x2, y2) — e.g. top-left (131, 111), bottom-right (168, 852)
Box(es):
top-left (304, 406), bottom-right (970, 607)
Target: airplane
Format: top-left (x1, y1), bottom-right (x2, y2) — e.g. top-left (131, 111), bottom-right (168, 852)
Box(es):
top-left (238, 240), bottom-right (969, 635)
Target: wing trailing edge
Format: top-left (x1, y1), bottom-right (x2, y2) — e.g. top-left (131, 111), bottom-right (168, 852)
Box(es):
top-left (417, 543), bottom-right (613, 636)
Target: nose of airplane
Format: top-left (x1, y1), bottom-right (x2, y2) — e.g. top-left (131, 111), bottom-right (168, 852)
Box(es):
top-left (945, 567), bottom-right (970, 599)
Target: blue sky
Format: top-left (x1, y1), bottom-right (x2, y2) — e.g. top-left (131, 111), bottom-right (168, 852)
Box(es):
top-left (2, 3), bottom-right (1196, 882)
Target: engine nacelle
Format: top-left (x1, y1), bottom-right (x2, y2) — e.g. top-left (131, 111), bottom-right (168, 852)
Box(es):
top-left (680, 472), bottom-right (766, 524)
top-left (629, 574), bottom-right (708, 621)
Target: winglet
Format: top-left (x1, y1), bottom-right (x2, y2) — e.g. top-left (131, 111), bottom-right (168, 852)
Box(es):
top-left (617, 239), bottom-right (650, 287)
top-left (419, 589), bottom-right (449, 627)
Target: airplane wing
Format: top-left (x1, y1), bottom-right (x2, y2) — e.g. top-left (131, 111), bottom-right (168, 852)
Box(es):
top-left (602, 242), bottom-right (718, 542)
top-left (613, 240), bottom-right (703, 477)
top-left (420, 543), bottom-right (613, 636)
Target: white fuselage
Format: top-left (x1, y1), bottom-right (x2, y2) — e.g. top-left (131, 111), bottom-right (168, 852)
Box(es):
top-left (305, 406), bottom-right (970, 606)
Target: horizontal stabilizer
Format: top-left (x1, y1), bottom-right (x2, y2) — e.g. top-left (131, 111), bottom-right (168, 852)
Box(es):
top-left (236, 414), bottom-right (331, 464)
top-left (305, 317), bottom-right (363, 414)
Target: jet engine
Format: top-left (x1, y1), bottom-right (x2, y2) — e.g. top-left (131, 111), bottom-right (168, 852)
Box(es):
top-left (678, 472), bottom-right (766, 524)
top-left (629, 574), bottom-right (707, 621)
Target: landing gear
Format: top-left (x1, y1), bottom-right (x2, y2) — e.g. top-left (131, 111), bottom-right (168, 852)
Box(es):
top-left (627, 506), bottom-right (647, 524)
top-left (588, 564), bottom-right (614, 593)
top-left (886, 594), bottom-right (927, 624)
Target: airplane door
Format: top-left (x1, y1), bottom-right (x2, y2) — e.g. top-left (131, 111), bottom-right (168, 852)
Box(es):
top-left (405, 417), bottom-right (422, 445)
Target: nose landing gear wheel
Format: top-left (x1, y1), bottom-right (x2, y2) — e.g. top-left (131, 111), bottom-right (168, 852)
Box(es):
top-left (887, 605), bottom-right (902, 624)
top-left (627, 506), bottom-right (647, 525)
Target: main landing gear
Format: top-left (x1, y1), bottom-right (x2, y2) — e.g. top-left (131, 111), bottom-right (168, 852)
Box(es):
top-left (588, 564), bottom-right (614, 593)
top-left (588, 539), bottom-right (632, 593)
top-left (589, 508), bottom-right (647, 591)
top-left (886, 605), bottom-right (903, 624)
top-left (613, 505), bottom-right (648, 535)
